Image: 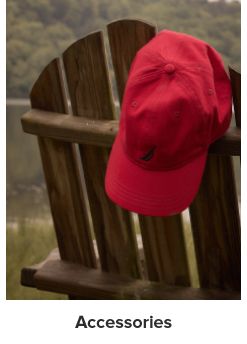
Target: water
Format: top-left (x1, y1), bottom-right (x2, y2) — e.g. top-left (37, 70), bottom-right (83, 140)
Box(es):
top-left (7, 103), bottom-right (50, 223)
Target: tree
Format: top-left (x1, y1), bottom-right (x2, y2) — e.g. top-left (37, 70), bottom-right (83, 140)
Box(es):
top-left (7, 0), bottom-right (241, 98)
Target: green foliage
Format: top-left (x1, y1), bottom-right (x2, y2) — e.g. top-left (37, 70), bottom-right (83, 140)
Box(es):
top-left (7, 0), bottom-right (240, 97)
top-left (6, 220), bottom-right (66, 299)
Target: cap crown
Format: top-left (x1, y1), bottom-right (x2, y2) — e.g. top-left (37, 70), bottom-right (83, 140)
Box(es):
top-left (119, 30), bottom-right (232, 170)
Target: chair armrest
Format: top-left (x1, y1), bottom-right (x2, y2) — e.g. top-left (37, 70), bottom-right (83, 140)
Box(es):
top-left (21, 248), bottom-right (60, 287)
top-left (21, 255), bottom-right (240, 300)
top-left (21, 108), bottom-right (118, 147)
top-left (21, 109), bottom-right (240, 156)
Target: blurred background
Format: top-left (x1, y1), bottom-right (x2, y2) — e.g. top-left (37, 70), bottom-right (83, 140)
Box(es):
top-left (6, 0), bottom-right (240, 299)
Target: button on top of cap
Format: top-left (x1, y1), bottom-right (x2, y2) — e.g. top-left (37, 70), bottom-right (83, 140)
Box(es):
top-left (164, 63), bottom-right (175, 74)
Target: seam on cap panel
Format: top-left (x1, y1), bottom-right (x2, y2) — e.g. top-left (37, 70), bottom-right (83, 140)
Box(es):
top-left (128, 66), bottom-right (170, 88)
top-left (107, 182), bottom-right (192, 214)
top-left (107, 175), bottom-right (199, 213)
top-left (107, 183), bottom-right (190, 216)
top-left (109, 171), bottom-right (197, 203)
top-left (160, 33), bottom-right (185, 64)
top-left (141, 73), bottom-right (171, 150)
top-left (175, 70), bottom-right (209, 143)
top-left (108, 179), bottom-right (194, 210)
top-left (176, 70), bottom-right (205, 115)
top-left (172, 71), bottom-right (207, 140)
top-left (178, 68), bottom-right (217, 145)
top-left (182, 65), bottom-right (213, 76)
top-left (139, 49), bottom-right (165, 68)
top-left (126, 72), bottom-right (170, 157)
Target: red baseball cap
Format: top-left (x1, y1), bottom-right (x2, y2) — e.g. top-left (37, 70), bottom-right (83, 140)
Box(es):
top-left (105, 29), bottom-right (232, 216)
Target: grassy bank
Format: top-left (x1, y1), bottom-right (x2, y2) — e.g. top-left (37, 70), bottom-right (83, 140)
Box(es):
top-left (6, 219), bottom-right (66, 300)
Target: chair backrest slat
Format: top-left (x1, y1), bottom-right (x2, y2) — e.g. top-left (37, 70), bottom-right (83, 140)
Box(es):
top-left (30, 58), bottom-right (96, 267)
top-left (107, 19), bottom-right (156, 103)
top-left (189, 154), bottom-right (240, 291)
top-left (189, 69), bottom-right (241, 291)
top-left (62, 31), bottom-right (142, 278)
top-left (107, 19), bottom-right (190, 286)
top-left (229, 66), bottom-right (241, 128)
top-left (139, 215), bottom-right (190, 285)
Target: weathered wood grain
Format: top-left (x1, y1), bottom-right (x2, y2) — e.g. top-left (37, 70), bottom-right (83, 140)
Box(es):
top-left (30, 58), bottom-right (96, 267)
top-left (33, 259), bottom-right (240, 300)
top-left (138, 216), bottom-right (190, 285)
top-left (21, 109), bottom-right (241, 155)
top-left (108, 19), bottom-right (157, 103)
top-left (62, 31), bottom-right (141, 277)
top-left (189, 155), bottom-right (240, 291)
top-left (21, 109), bottom-right (118, 147)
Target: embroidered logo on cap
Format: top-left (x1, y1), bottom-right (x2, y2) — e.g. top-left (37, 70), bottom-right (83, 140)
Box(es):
top-left (140, 146), bottom-right (156, 161)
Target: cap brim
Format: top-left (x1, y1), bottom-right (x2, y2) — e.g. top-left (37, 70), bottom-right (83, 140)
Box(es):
top-left (105, 134), bottom-right (207, 216)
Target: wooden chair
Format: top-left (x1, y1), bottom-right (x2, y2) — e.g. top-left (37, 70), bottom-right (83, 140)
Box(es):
top-left (20, 19), bottom-right (241, 300)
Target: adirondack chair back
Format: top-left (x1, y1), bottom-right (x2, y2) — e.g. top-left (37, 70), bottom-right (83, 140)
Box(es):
top-left (21, 19), bottom-right (241, 299)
